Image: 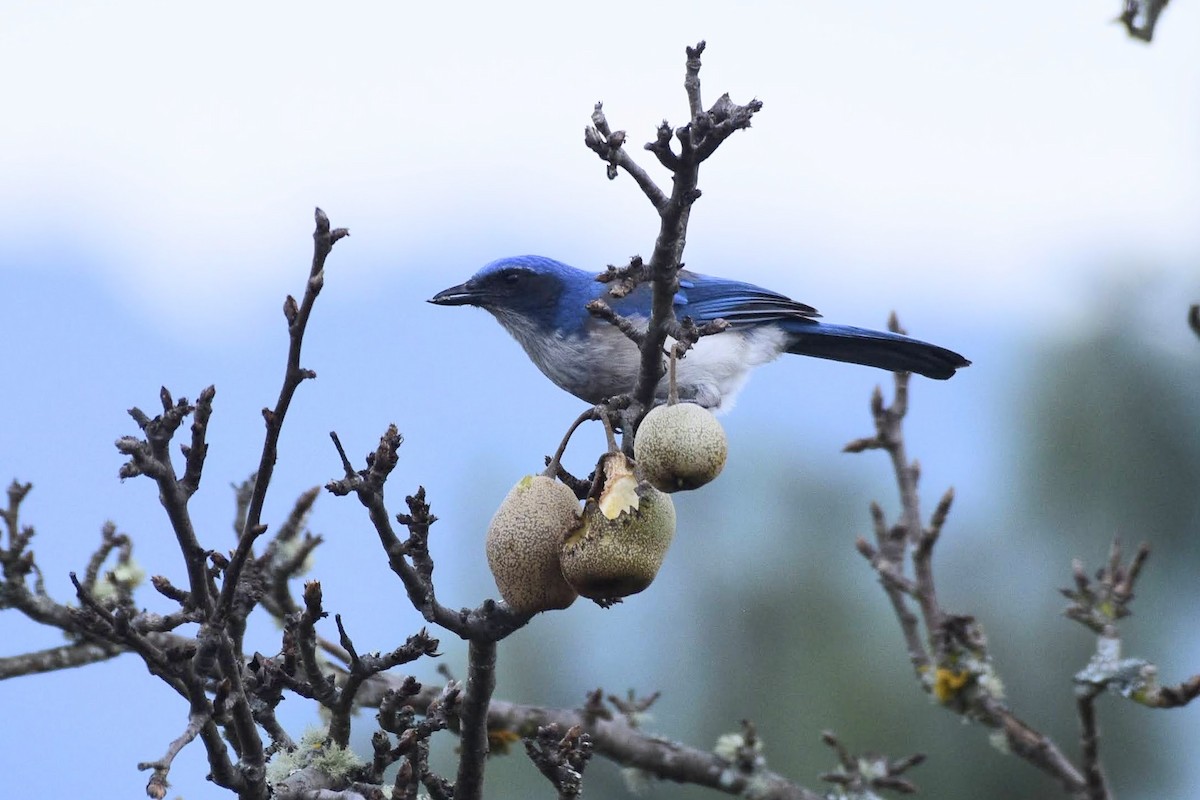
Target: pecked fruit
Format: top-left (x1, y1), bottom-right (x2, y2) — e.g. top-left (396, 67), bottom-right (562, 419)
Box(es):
top-left (560, 453), bottom-right (676, 602)
top-left (486, 475), bottom-right (580, 613)
top-left (634, 402), bottom-right (728, 492)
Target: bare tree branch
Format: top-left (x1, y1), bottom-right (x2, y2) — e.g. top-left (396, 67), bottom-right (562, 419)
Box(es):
top-left (849, 342), bottom-right (1090, 796)
top-left (0, 641), bottom-right (122, 679)
top-left (219, 208), bottom-right (349, 630)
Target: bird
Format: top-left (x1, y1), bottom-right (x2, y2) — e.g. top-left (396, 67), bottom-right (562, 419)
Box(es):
top-left (429, 255), bottom-right (969, 412)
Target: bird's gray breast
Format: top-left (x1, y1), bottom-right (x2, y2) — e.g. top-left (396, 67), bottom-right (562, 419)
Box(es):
top-left (489, 309), bottom-right (640, 403)
top-left (491, 308), bottom-right (788, 410)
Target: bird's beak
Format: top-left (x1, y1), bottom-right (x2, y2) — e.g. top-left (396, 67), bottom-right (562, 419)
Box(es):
top-left (428, 280), bottom-right (483, 307)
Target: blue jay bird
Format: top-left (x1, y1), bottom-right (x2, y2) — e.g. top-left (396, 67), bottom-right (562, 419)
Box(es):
top-left (430, 255), bottom-right (969, 412)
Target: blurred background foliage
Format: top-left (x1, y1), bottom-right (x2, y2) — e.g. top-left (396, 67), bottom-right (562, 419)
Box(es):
top-left (401, 278), bottom-right (1200, 800)
top-left (4, 239), bottom-right (1198, 800)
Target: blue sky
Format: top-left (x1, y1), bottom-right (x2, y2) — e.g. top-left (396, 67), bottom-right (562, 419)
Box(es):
top-left (2, 2), bottom-right (1199, 797)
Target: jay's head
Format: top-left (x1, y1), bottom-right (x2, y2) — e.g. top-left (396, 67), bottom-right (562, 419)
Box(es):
top-left (430, 256), bottom-right (600, 338)
top-left (429, 256), bottom-right (577, 315)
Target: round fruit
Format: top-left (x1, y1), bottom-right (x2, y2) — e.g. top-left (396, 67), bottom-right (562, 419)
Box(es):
top-left (560, 453), bottom-right (676, 601)
top-left (486, 475), bottom-right (580, 613)
top-left (634, 402), bottom-right (728, 492)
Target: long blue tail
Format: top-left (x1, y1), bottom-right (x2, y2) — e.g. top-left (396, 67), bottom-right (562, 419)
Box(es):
top-left (783, 322), bottom-right (969, 380)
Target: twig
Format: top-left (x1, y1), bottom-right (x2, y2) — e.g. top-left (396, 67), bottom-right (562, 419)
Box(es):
top-left (81, 521), bottom-right (132, 595)
top-left (819, 730), bottom-right (924, 795)
top-left (353, 675), bottom-right (821, 800)
top-left (584, 105), bottom-right (668, 209)
top-left (138, 712), bottom-right (208, 800)
top-left (1, 480), bottom-right (34, 544)
top-left (855, 505), bottom-right (927, 673)
top-left (848, 349), bottom-right (1089, 795)
top-left (524, 725), bottom-right (593, 799)
top-left (585, 298), bottom-right (647, 346)
top-left (1061, 539), bottom-right (1151, 634)
top-left (1076, 689), bottom-right (1109, 800)
top-left (1118, 0), bottom-right (1171, 41)
top-left (584, 42), bottom-right (761, 444)
top-left (0, 641), bottom-right (122, 679)
top-left (326, 427), bottom-right (531, 641)
top-left (115, 389), bottom-right (213, 612)
top-left (218, 208), bottom-right (348, 626)
top-left (545, 408), bottom-right (607, 498)
top-left (328, 615), bottom-right (439, 748)
top-left (296, 580), bottom-right (337, 708)
top-left (180, 384), bottom-right (215, 498)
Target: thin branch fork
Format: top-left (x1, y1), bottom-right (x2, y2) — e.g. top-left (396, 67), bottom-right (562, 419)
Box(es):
top-left (326, 612), bottom-right (440, 748)
top-left (847, 356), bottom-right (1089, 796)
top-left (326, 427), bottom-right (531, 644)
top-left (585, 105), bottom-right (667, 210)
top-left (115, 387), bottom-right (216, 614)
top-left (524, 724), bottom-right (592, 799)
top-left (352, 675), bottom-right (823, 800)
top-left (138, 712), bottom-right (209, 800)
top-left (845, 365), bottom-right (941, 671)
top-left (1067, 540), bottom-right (1200, 731)
top-left (819, 730), bottom-right (924, 795)
top-left (584, 42), bottom-right (761, 442)
top-left (97, 210), bottom-right (348, 800)
top-left (66, 571), bottom-right (248, 796)
top-left (218, 208), bottom-right (349, 628)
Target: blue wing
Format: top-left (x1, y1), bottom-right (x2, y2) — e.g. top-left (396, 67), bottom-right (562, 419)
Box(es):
top-left (605, 270), bottom-right (820, 326)
top-left (674, 271), bottom-right (821, 326)
top-left (603, 269), bottom-right (969, 380)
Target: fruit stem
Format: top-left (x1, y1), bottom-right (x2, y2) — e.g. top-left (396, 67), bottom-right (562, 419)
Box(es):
top-left (544, 406), bottom-right (600, 478)
top-left (667, 344), bottom-right (680, 406)
top-left (601, 411), bottom-right (619, 453)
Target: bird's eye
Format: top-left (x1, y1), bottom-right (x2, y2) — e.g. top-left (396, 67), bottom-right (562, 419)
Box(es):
top-left (501, 270), bottom-right (521, 284)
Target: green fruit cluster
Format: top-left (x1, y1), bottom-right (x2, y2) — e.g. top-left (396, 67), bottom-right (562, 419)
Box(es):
top-left (484, 404), bottom-right (727, 611)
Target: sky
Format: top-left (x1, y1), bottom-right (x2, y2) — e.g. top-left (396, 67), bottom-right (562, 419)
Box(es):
top-left (2, 2), bottom-right (1199, 798)
top-left (3, 2), bottom-right (1198, 333)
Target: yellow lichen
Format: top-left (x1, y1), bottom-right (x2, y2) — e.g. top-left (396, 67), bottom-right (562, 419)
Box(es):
top-left (933, 667), bottom-right (971, 703)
